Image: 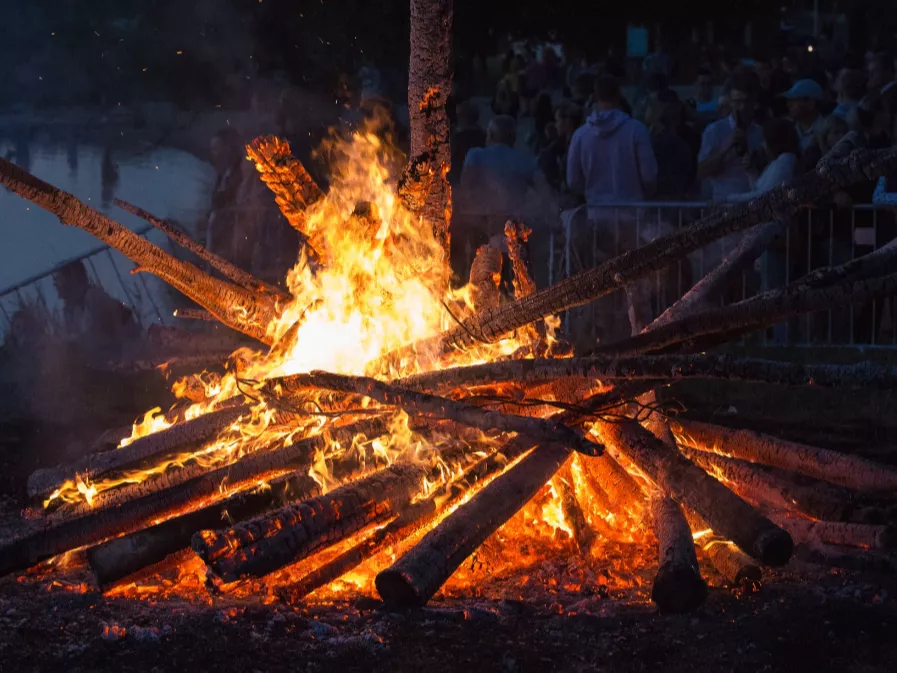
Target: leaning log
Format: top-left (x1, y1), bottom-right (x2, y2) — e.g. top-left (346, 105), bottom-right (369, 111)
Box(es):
top-left (592, 420), bottom-right (793, 565)
top-left (265, 371), bottom-right (603, 456)
top-left (193, 463), bottom-right (428, 582)
top-left (770, 515), bottom-right (897, 551)
top-left (405, 0), bottom-right (453, 253)
top-left (0, 419), bottom-right (386, 577)
top-left (0, 157), bottom-right (277, 343)
top-left (86, 472), bottom-right (321, 587)
top-left (684, 509), bottom-right (761, 589)
top-left (650, 495), bottom-right (708, 613)
top-left (672, 418), bottom-right (897, 495)
top-left (395, 145), bottom-right (897, 355)
top-left (30, 405), bottom-right (251, 505)
top-left (376, 442), bottom-right (569, 607)
top-left (679, 446), bottom-right (887, 524)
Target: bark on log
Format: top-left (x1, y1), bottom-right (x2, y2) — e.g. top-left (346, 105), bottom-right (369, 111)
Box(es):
top-left (399, 145), bottom-right (897, 354)
top-left (0, 157), bottom-right (277, 343)
top-left (376, 442), bottom-right (569, 607)
top-left (596, 271), bottom-right (897, 357)
top-left (397, 355), bottom-right (897, 395)
top-left (672, 418), bottom-right (897, 495)
top-left (406, 0), bottom-right (453, 253)
top-left (578, 451), bottom-right (647, 524)
top-left (770, 515), bottom-right (897, 551)
top-left (684, 509), bottom-right (761, 589)
top-left (794, 542), bottom-right (897, 573)
top-left (650, 495), bottom-right (708, 613)
top-left (29, 405), bottom-right (251, 504)
top-left (266, 371), bottom-right (603, 456)
top-left (592, 420), bottom-right (793, 565)
top-left (678, 446), bottom-right (886, 524)
top-left (86, 472), bottom-right (321, 587)
top-left (193, 463), bottom-right (428, 582)
top-left (114, 199), bottom-right (287, 299)
top-left (0, 419), bottom-right (386, 577)
top-left (468, 245), bottom-right (502, 311)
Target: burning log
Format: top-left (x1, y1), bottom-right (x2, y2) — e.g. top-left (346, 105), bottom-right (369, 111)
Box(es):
top-left (556, 466), bottom-right (597, 557)
top-left (114, 199), bottom-right (288, 299)
top-left (396, 355), bottom-right (897, 394)
top-left (504, 221), bottom-right (537, 299)
top-left (399, 145), bottom-right (897, 355)
top-left (672, 418), bottom-right (897, 495)
top-left (0, 419), bottom-right (386, 577)
top-left (376, 442), bottom-right (569, 607)
top-left (265, 371), bottom-right (603, 456)
top-left (678, 446), bottom-right (888, 524)
top-left (794, 542), bottom-right (897, 574)
top-left (86, 473), bottom-right (320, 587)
top-left (592, 420), bottom-right (793, 565)
top-left (0, 157), bottom-right (277, 343)
top-left (467, 245), bottom-right (502, 311)
top-left (684, 509), bottom-right (761, 589)
top-left (578, 451), bottom-right (647, 524)
top-left (770, 515), bottom-right (897, 551)
top-left (28, 405), bottom-right (251, 505)
top-left (649, 495), bottom-right (708, 613)
top-left (405, 0), bottom-right (453, 253)
top-left (193, 463), bottom-right (428, 582)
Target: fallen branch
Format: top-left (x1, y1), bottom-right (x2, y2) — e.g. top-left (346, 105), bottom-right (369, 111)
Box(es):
top-left (265, 371), bottom-right (603, 456)
top-left (0, 157), bottom-right (277, 343)
top-left (672, 418), bottom-right (897, 495)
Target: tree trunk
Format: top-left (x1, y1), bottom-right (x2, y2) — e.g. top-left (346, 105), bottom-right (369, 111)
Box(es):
top-left (650, 495), bottom-right (708, 613)
top-left (592, 420), bottom-right (793, 566)
top-left (672, 418), bottom-right (897, 495)
top-left (266, 371), bottom-right (603, 456)
top-left (0, 157), bottom-right (277, 343)
top-left (406, 0), bottom-right (453, 254)
top-left (193, 463), bottom-right (428, 582)
top-left (376, 442), bottom-right (569, 607)
top-left (86, 472), bottom-right (321, 587)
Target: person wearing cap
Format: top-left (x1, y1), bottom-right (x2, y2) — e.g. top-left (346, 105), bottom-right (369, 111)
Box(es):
top-left (782, 79), bottom-right (825, 151)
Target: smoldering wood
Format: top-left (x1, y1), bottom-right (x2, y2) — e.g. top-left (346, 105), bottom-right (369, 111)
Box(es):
top-left (467, 245), bottom-right (502, 311)
top-left (504, 221), bottom-right (537, 299)
top-left (265, 371), bottom-right (603, 456)
top-left (193, 463), bottom-right (429, 582)
top-left (0, 157), bottom-right (277, 343)
top-left (592, 419), bottom-right (793, 566)
top-left (650, 495), bottom-right (708, 613)
top-left (556, 466), bottom-right (597, 557)
top-left (672, 418), bottom-right (897, 495)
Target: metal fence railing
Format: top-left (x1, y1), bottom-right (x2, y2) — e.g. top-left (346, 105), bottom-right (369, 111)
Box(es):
top-left (0, 226), bottom-right (170, 343)
top-left (552, 201), bottom-right (897, 349)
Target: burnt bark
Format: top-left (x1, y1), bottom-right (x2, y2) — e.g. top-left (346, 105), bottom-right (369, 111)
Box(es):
top-left (266, 371), bottom-right (603, 456)
top-left (0, 157), bottom-right (277, 343)
top-left (650, 495), bottom-right (708, 613)
top-left (406, 0), bottom-right (453, 253)
top-left (468, 245), bottom-right (502, 311)
top-left (592, 420), bottom-right (793, 566)
top-left (375, 442), bottom-right (569, 607)
top-left (672, 418), bottom-right (897, 495)
top-left (504, 221), bottom-right (537, 299)
top-left (193, 463), bottom-right (428, 582)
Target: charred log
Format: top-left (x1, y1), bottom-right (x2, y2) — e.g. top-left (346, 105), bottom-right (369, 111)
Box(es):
top-left (467, 245), bottom-right (502, 311)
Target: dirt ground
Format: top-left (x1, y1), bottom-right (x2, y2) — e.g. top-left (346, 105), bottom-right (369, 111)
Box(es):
top-left (1, 369), bottom-right (896, 672)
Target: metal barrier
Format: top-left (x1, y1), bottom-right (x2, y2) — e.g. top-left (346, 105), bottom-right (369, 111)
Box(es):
top-left (0, 226), bottom-right (169, 342)
top-left (553, 201), bottom-right (897, 348)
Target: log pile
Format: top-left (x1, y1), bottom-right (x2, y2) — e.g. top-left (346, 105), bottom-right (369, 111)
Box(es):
top-left (1, 0), bottom-right (896, 616)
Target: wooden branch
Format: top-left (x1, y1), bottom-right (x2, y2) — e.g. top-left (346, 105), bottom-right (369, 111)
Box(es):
top-left (376, 442), bottom-right (568, 607)
top-left (0, 157), bottom-right (276, 343)
top-left (399, 145), bottom-right (897, 355)
top-left (596, 271), bottom-right (897, 357)
top-left (650, 495), bottom-right (708, 612)
top-left (678, 445), bottom-right (887, 524)
top-left (770, 514), bottom-right (897, 551)
top-left (29, 405), bottom-right (251, 505)
top-left (684, 508), bottom-right (761, 589)
top-left (114, 198), bottom-right (288, 299)
top-left (265, 371), bottom-right (603, 456)
top-left (396, 355), bottom-right (897, 393)
top-left (0, 419), bottom-right (386, 577)
top-left (672, 418), bottom-right (897, 495)
top-left (86, 472), bottom-right (320, 587)
top-left (407, 0), bottom-right (453, 253)
top-left (468, 245), bottom-right (502, 311)
top-left (504, 221), bottom-right (537, 298)
top-left (592, 419), bottom-right (793, 565)
top-left (193, 463), bottom-right (428, 582)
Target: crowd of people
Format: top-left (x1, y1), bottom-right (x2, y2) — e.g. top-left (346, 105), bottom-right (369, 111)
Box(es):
top-left (449, 42), bottom-right (897, 343)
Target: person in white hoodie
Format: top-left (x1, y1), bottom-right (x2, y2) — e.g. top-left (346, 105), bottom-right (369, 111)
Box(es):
top-left (566, 75), bottom-right (658, 212)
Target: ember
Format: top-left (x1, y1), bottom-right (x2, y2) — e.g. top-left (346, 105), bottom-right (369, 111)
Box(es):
top-left (2, 0), bottom-right (897, 630)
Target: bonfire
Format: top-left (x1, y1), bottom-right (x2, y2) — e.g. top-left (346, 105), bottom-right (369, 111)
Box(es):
top-left (1, 0), bottom-right (896, 616)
